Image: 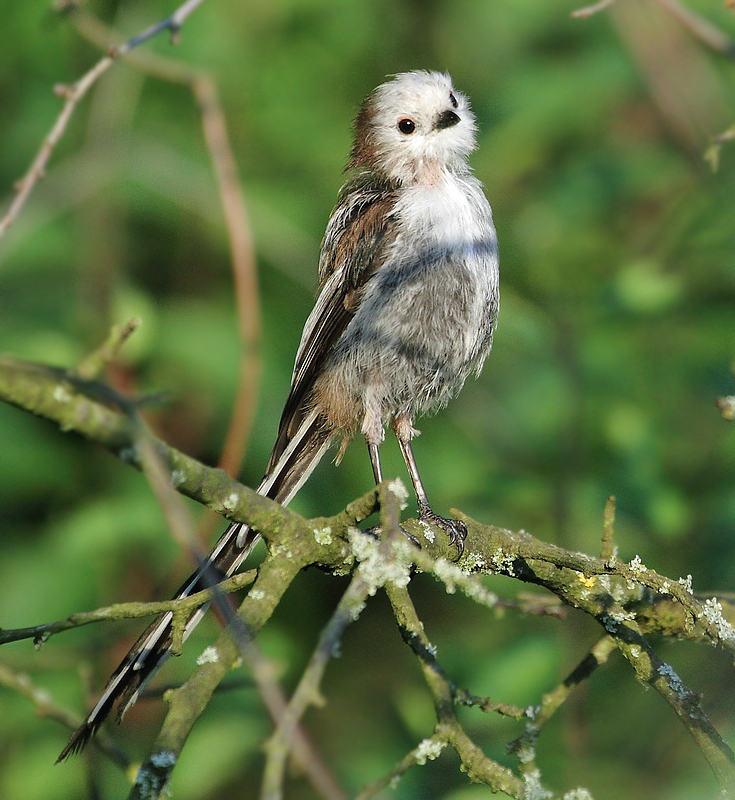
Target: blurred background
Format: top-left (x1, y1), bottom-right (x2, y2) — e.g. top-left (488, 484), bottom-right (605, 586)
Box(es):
top-left (1, 1), bottom-right (734, 798)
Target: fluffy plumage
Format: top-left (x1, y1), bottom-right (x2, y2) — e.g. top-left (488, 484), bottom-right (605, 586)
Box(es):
top-left (58, 70), bottom-right (499, 760)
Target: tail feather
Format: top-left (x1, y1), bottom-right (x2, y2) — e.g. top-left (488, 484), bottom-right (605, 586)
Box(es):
top-left (58, 414), bottom-right (332, 762)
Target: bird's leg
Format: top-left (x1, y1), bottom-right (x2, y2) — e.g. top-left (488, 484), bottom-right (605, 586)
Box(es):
top-left (392, 417), bottom-right (467, 558)
top-left (367, 441), bottom-right (383, 484)
top-left (362, 436), bottom-right (420, 546)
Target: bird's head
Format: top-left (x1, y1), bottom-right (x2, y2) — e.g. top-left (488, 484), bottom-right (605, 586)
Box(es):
top-left (349, 71), bottom-right (477, 184)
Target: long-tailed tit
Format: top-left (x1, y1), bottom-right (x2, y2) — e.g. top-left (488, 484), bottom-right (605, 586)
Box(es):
top-left (58, 70), bottom-right (499, 760)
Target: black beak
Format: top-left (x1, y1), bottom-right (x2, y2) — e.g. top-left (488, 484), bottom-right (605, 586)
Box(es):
top-left (435, 110), bottom-right (460, 130)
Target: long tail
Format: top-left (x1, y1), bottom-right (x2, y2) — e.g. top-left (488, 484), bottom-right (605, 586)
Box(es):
top-left (58, 410), bottom-right (332, 761)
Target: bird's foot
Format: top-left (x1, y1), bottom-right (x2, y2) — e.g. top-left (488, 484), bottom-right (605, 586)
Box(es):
top-left (417, 502), bottom-right (467, 560)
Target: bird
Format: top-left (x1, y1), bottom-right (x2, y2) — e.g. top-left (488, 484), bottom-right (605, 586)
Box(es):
top-left (57, 69), bottom-right (499, 761)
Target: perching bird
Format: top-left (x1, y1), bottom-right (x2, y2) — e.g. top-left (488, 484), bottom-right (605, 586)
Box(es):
top-left (58, 70), bottom-right (499, 760)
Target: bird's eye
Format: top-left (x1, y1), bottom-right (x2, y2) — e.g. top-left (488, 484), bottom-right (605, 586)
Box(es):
top-left (397, 118), bottom-right (416, 134)
top-left (449, 91), bottom-right (458, 109)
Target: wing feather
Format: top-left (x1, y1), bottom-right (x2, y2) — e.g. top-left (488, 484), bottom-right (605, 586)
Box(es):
top-left (267, 176), bottom-right (398, 470)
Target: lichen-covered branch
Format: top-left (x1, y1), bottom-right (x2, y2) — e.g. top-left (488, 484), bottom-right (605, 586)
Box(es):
top-left (0, 354), bottom-right (308, 547)
top-left (261, 484), bottom-right (410, 800)
top-left (2, 350), bottom-right (734, 797)
top-left (0, 571), bottom-right (256, 647)
top-left (508, 636), bottom-right (617, 774)
top-left (609, 619), bottom-right (735, 793)
top-left (385, 582), bottom-right (526, 798)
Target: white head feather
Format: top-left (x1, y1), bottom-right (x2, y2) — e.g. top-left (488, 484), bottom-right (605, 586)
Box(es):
top-left (349, 71), bottom-right (477, 184)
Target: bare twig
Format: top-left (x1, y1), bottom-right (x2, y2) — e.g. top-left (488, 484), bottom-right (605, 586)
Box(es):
top-left (113, 0), bottom-right (207, 54)
top-left (194, 76), bottom-right (262, 479)
top-left (261, 571), bottom-right (365, 799)
top-left (0, 0), bottom-right (207, 237)
top-left (453, 690), bottom-right (528, 720)
top-left (59, 6), bottom-right (262, 480)
top-left (573, 0), bottom-right (735, 58)
top-left (508, 635), bottom-right (617, 770)
top-left (649, 0), bottom-right (735, 58)
top-left (600, 494), bottom-right (617, 562)
top-left (354, 733), bottom-right (448, 800)
top-left (0, 56), bottom-right (114, 237)
top-left (0, 662), bottom-right (129, 769)
top-left (71, 318), bottom-right (141, 381)
top-left (571, 0), bottom-right (617, 19)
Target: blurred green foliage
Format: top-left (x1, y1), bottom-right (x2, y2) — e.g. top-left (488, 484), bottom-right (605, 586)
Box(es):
top-left (1, 1), bottom-right (735, 798)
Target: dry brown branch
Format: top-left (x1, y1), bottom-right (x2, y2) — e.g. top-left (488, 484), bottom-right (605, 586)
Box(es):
top-left (0, 54), bottom-right (115, 237)
top-left (0, 662), bottom-right (129, 769)
top-left (649, 0), bottom-right (735, 57)
top-left (573, 0), bottom-right (735, 57)
top-left (62, 5), bottom-right (262, 480)
top-left (194, 76), bottom-right (262, 479)
top-left (571, 0), bottom-right (617, 19)
top-left (0, 0), bottom-right (207, 238)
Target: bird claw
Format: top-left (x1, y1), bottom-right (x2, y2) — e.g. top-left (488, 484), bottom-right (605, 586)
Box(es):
top-left (417, 502), bottom-right (467, 560)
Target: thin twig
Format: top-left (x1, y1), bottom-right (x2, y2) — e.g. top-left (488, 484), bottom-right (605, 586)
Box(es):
top-left (71, 318), bottom-right (141, 381)
top-left (0, 662), bottom-right (129, 769)
top-left (0, 56), bottom-right (114, 237)
top-left (114, 0), bottom-right (207, 54)
top-left (67, 7), bottom-right (263, 479)
top-left (0, 572), bottom-right (256, 646)
top-left (0, 0), bottom-right (208, 237)
top-left (507, 635), bottom-right (617, 771)
top-left (194, 76), bottom-right (262, 479)
top-left (222, 601), bottom-right (347, 800)
top-left (67, 6), bottom-right (262, 481)
top-left (453, 690), bottom-right (528, 720)
top-left (600, 494), bottom-right (617, 562)
top-left (260, 481), bottom-right (411, 799)
top-left (649, 0), bottom-right (735, 58)
top-left (354, 733), bottom-right (448, 800)
top-left (261, 573), bottom-right (366, 799)
top-left (571, 0), bottom-right (617, 19)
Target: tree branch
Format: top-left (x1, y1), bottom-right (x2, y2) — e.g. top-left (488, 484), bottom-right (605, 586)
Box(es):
top-left (0, 0), bottom-right (208, 237)
top-left (0, 571), bottom-right (256, 647)
top-left (2, 349), bottom-right (734, 796)
top-left (0, 662), bottom-right (129, 769)
top-left (62, 6), bottom-right (262, 480)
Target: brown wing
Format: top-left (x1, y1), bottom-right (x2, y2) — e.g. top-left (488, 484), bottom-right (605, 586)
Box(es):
top-left (266, 176), bottom-right (398, 474)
